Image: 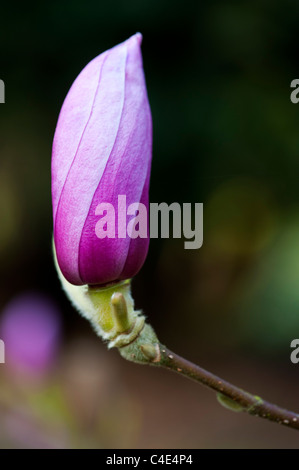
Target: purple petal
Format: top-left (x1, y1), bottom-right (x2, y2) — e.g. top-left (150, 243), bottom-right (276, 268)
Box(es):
top-left (52, 33), bottom-right (152, 286)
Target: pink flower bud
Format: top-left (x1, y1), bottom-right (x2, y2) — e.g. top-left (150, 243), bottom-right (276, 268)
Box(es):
top-left (52, 34), bottom-right (152, 286)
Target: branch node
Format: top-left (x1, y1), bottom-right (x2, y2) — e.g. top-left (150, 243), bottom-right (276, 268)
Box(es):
top-left (216, 393), bottom-right (244, 412)
top-left (140, 343), bottom-right (161, 363)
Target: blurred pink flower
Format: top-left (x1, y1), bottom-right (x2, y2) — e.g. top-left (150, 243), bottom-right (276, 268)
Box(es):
top-left (0, 293), bottom-right (61, 375)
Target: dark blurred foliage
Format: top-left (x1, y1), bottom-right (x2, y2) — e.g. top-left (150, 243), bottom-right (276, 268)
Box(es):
top-left (1, 0), bottom-right (299, 448)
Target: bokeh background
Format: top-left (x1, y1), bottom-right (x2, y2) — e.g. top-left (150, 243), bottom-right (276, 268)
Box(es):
top-left (1, 0), bottom-right (299, 448)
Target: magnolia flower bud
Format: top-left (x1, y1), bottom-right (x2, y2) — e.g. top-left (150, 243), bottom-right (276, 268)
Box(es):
top-left (52, 33), bottom-right (152, 286)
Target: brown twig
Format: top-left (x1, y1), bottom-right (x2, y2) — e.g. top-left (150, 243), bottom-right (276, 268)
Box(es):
top-left (154, 345), bottom-right (299, 431)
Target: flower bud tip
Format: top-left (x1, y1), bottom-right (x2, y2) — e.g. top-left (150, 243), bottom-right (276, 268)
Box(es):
top-left (135, 32), bottom-right (143, 45)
